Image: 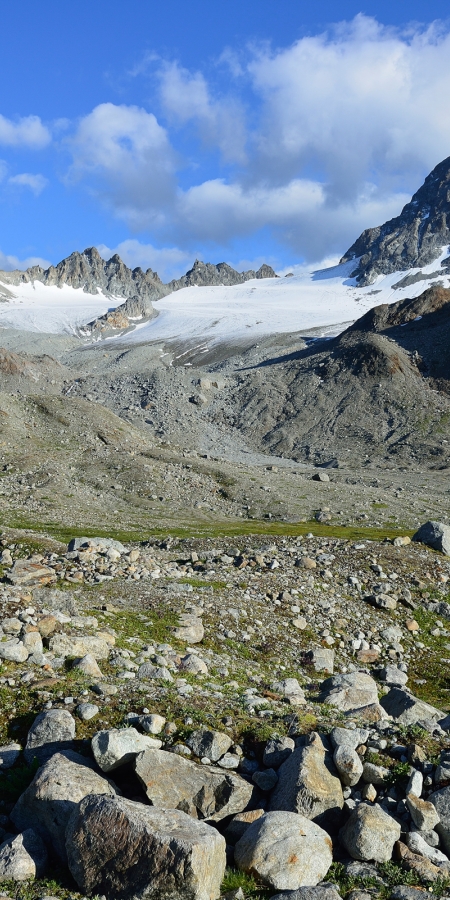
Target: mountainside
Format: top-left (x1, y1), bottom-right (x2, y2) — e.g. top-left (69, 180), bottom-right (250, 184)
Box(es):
top-left (215, 285), bottom-right (450, 468)
top-left (341, 155), bottom-right (450, 285)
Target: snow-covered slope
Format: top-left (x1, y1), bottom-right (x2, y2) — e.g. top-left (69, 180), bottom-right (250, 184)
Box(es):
top-left (0, 281), bottom-right (123, 334)
top-left (118, 250), bottom-right (450, 350)
top-left (1, 250), bottom-right (450, 345)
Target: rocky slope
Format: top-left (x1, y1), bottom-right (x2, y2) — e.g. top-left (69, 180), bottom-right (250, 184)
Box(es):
top-left (211, 285), bottom-right (450, 468)
top-left (341, 156), bottom-right (450, 285)
top-left (0, 524), bottom-right (450, 898)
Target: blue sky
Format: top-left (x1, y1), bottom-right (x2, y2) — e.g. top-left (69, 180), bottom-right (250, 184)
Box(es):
top-left (2, 0), bottom-right (450, 280)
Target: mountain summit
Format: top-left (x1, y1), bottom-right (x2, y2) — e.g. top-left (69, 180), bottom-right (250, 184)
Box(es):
top-left (341, 155), bottom-right (450, 285)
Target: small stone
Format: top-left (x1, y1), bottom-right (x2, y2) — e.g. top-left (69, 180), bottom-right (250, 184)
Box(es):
top-left (73, 654), bottom-right (104, 678)
top-left (406, 620), bottom-right (419, 632)
top-left (252, 768), bottom-right (278, 791)
top-left (140, 714), bottom-right (166, 735)
top-left (333, 745), bottom-right (364, 787)
top-left (0, 743), bottom-right (21, 769)
top-left (185, 728), bottom-right (232, 762)
top-left (406, 792), bottom-right (440, 831)
top-left (76, 703), bottom-right (99, 722)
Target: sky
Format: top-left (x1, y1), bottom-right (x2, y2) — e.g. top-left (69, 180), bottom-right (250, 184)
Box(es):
top-left (2, 0), bottom-right (450, 281)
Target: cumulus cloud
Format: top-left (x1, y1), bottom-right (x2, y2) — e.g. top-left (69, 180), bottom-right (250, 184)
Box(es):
top-left (0, 250), bottom-right (51, 271)
top-left (66, 16), bottom-right (450, 260)
top-left (68, 103), bottom-right (177, 229)
top-left (0, 114), bottom-right (50, 148)
top-left (96, 239), bottom-right (194, 282)
top-left (158, 62), bottom-right (246, 163)
top-left (8, 173), bottom-right (48, 195)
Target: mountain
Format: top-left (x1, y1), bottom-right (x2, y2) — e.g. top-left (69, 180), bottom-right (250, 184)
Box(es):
top-left (341, 155), bottom-right (450, 285)
top-left (167, 259), bottom-right (277, 290)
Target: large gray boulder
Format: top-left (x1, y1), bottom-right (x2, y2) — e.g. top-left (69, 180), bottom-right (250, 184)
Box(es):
top-left (24, 709), bottom-right (76, 765)
top-left (92, 728), bottom-right (162, 771)
top-left (11, 752), bottom-right (117, 862)
top-left (340, 803), bottom-right (401, 862)
top-left (380, 688), bottom-right (443, 726)
top-left (429, 786), bottom-right (450, 853)
top-left (318, 673), bottom-right (379, 712)
top-left (135, 748), bottom-right (253, 822)
top-left (412, 521), bottom-right (450, 555)
top-left (66, 794), bottom-right (225, 900)
top-left (0, 829), bottom-right (47, 882)
top-left (234, 810), bottom-right (333, 890)
top-left (185, 728), bottom-right (232, 762)
top-left (269, 732), bottom-right (344, 830)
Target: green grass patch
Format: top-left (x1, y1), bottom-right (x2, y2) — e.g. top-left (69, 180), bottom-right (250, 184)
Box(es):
top-left (221, 867), bottom-right (270, 899)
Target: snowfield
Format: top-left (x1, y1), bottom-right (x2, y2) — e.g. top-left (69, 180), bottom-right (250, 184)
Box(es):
top-left (0, 251), bottom-right (449, 347)
top-left (0, 281), bottom-right (122, 335)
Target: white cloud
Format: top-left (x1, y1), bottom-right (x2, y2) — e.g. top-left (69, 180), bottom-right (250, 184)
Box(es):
top-left (68, 103), bottom-right (177, 229)
top-left (67, 17), bottom-right (450, 261)
top-left (96, 239), bottom-right (194, 282)
top-left (0, 114), bottom-right (50, 148)
top-left (8, 173), bottom-right (48, 195)
top-left (158, 62), bottom-right (246, 163)
top-left (0, 250), bottom-right (51, 271)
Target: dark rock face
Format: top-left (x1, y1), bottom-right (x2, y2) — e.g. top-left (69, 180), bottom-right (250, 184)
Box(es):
top-left (341, 156), bottom-right (450, 284)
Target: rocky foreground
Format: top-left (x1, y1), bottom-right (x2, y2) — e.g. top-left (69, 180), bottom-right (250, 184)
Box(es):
top-left (0, 524), bottom-right (450, 898)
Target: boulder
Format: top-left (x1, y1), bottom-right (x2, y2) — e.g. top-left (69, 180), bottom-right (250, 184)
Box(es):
top-left (333, 745), bottom-right (364, 787)
top-left (24, 709), bottom-right (76, 765)
top-left (405, 831), bottom-right (449, 865)
top-left (135, 748), bottom-right (253, 822)
top-left (428, 785), bottom-right (450, 853)
top-left (48, 633), bottom-right (111, 659)
top-left (72, 653), bottom-right (104, 678)
top-left (0, 829), bottom-right (47, 881)
top-left (66, 794), bottom-right (225, 900)
top-left (318, 673), bottom-right (379, 712)
top-left (11, 752), bottom-right (117, 862)
top-left (68, 537), bottom-right (125, 552)
top-left (234, 810), bottom-right (332, 890)
top-left (340, 803), bottom-right (401, 862)
top-left (0, 742), bottom-right (21, 769)
top-left (92, 728), bottom-right (162, 772)
top-left (303, 649), bottom-right (334, 674)
top-left (185, 728), bottom-right (232, 762)
top-left (380, 688), bottom-right (443, 726)
top-left (271, 888), bottom-right (342, 900)
top-left (330, 728), bottom-right (369, 751)
top-left (263, 737), bottom-right (295, 769)
top-left (0, 639), bottom-right (29, 662)
top-left (269, 732), bottom-right (344, 830)
top-left (412, 521), bottom-right (450, 555)
top-left (406, 793), bottom-right (440, 831)
top-left (172, 614), bottom-right (204, 644)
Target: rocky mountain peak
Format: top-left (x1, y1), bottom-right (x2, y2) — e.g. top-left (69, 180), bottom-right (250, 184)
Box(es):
top-left (341, 155), bottom-right (450, 285)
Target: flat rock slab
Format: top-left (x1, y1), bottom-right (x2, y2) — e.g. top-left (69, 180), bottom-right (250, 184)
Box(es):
top-left (272, 887), bottom-right (342, 900)
top-left (235, 810), bottom-right (333, 890)
top-left (66, 794), bottom-right (225, 900)
top-left (48, 633), bottom-right (111, 660)
top-left (135, 748), bottom-right (253, 821)
top-left (7, 560), bottom-right (57, 586)
top-left (11, 751), bottom-right (117, 862)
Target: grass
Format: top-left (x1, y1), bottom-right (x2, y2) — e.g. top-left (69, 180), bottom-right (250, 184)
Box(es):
top-left (0, 514), bottom-right (415, 546)
top-left (406, 606), bottom-right (450, 710)
top-left (221, 867), bottom-right (270, 899)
